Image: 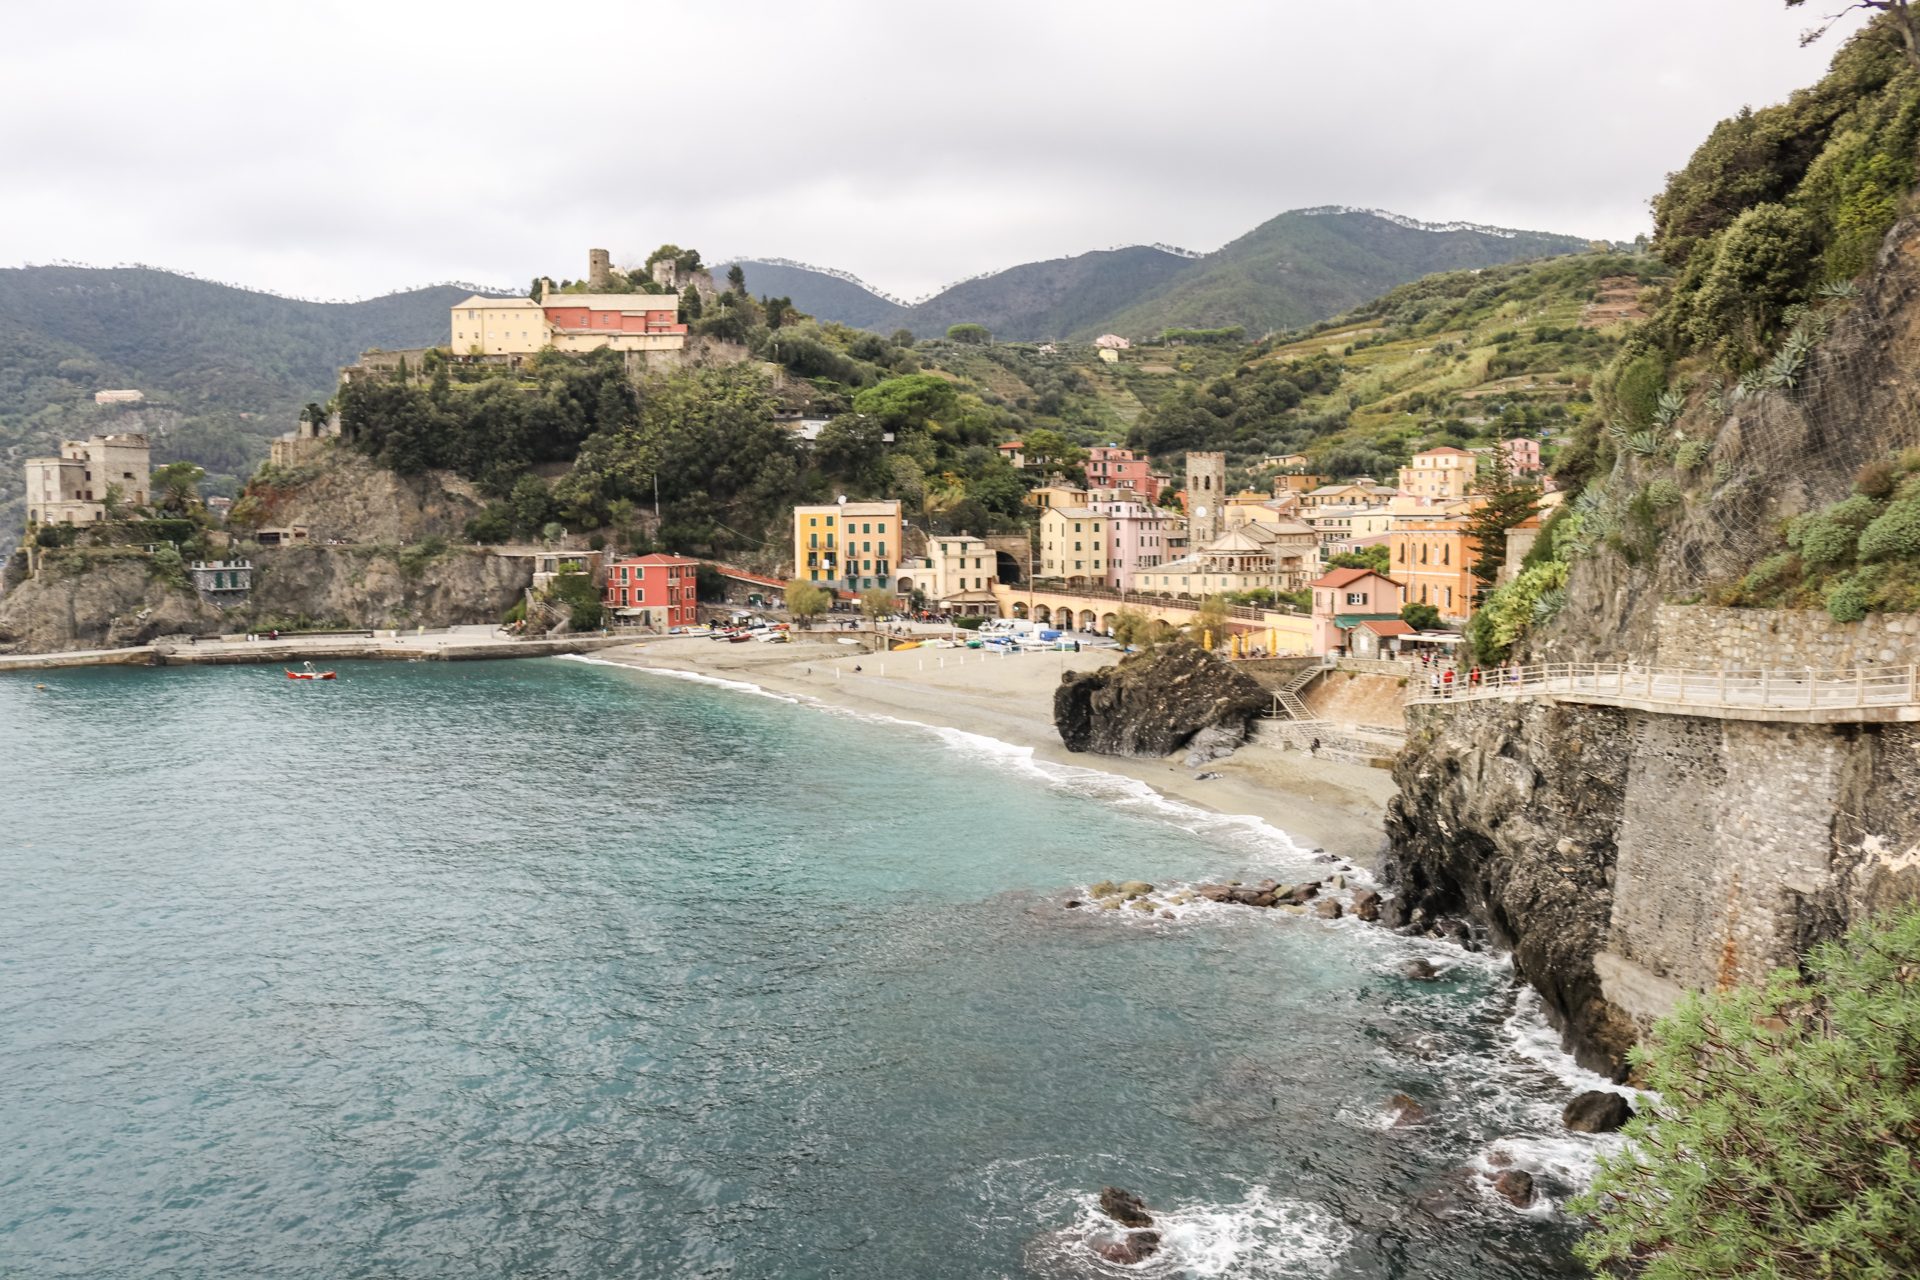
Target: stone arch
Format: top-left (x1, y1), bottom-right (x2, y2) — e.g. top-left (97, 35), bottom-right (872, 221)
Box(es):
top-left (1033, 604), bottom-right (1052, 625)
top-left (1012, 601), bottom-right (1028, 619)
top-left (1078, 610), bottom-right (1098, 630)
top-left (1100, 612), bottom-right (1117, 633)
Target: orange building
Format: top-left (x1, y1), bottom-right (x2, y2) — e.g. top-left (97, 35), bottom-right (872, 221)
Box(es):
top-left (1389, 510), bottom-right (1479, 622)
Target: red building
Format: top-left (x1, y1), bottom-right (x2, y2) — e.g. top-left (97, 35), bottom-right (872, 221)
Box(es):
top-left (604, 554), bottom-right (701, 628)
top-left (542, 300), bottom-right (687, 339)
top-left (1086, 445), bottom-right (1163, 502)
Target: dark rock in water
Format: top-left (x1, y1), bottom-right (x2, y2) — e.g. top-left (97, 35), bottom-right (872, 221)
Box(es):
top-left (1095, 1231), bottom-right (1162, 1264)
top-left (1194, 883), bottom-right (1233, 903)
top-left (1563, 1090), bottom-right (1635, 1133)
top-left (1064, 900), bottom-right (1082, 910)
top-left (1313, 899), bottom-right (1343, 919)
top-left (1352, 888), bottom-right (1382, 922)
top-left (1404, 958), bottom-right (1442, 982)
top-left (1227, 886), bottom-right (1270, 907)
top-left (1289, 882), bottom-right (1320, 904)
top-left (1099, 1186), bottom-right (1154, 1228)
top-left (1492, 1169), bottom-right (1536, 1208)
top-left (1053, 641), bottom-right (1270, 758)
top-left (1312, 851), bottom-right (1334, 861)
top-left (1381, 895), bottom-right (1412, 930)
top-left (1384, 1030), bottom-right (1450, 1061)
top-left (1385, 1092), bottom-right (1429, 1127)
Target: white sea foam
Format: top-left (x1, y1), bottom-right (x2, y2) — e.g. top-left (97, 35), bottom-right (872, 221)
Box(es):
top-left (555, 653), bottom-right (802, 702)
top-left (1033, 1184), bottom-right (1350, 1278)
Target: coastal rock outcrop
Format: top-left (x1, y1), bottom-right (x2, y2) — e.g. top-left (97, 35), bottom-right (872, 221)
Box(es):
top-left (1053, 641), bottom-right (1269, 758)
top-left (0, 559), bottom-right (220, 653)
top-left (1562, 1091), bottom-right (1634, 1134)
top-left (237, 448), bottom-right (485, 545)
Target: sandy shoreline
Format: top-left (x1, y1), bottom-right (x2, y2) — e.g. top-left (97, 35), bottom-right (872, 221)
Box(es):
top-left (584, 633), bottom-right (1397, 866)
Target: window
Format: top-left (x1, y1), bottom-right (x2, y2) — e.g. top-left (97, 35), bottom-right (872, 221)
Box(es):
top-left (1346, 592), bottom-right (1365, 606)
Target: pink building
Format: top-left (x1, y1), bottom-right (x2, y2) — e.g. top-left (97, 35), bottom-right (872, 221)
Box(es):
top-left (1087, 493), bottom-right (1181, 591)
top-left (1500, 437), bottom-right (1542, 474)
top-left (1310, 567), bottom-right (1406, 656)
top-left (1086, 445), bottom-right (1164, 502)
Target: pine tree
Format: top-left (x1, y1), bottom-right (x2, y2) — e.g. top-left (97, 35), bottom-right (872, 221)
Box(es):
top-left (1463, 446), bottom-right (1541, 597)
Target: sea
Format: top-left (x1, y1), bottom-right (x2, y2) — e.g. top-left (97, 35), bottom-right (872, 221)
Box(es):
top-left (0, 658), bottom-right (1630, 1278)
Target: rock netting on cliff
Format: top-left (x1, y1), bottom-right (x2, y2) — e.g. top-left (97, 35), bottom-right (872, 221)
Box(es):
top-left (1053, 641), bottom-right (1270, 758)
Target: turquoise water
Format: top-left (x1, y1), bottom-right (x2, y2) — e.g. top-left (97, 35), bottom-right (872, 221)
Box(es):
top-left (0, 659), bottom-right (1614, 1277)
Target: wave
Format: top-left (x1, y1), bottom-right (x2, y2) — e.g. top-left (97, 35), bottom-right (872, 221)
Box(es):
top-left (555, 653), bottom-right (802, 703)
top-left (1018, 1180), bottom-right (1350, 1278)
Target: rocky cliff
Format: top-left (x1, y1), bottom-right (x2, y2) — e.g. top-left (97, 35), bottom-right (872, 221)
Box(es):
top-left (0, 545), bottom-right (531, 653)
top-left (1054, 641), bottom-right (1270, 757)
top-left (238, 446), bottom-right (486, 545)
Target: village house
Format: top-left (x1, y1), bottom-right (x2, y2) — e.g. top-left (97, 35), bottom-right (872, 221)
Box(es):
top-left (1037, 506), bottom-right (1109, 585)
top-left (896, 534), bottom-right (1000, 614)
top-left (604, 553), bottom-right (700, 629)
top-left (1304, 503), bottom-right (1396, 561)
top-left (1301, 480), bottom-right (1395, 510)
top-left (1389, 507), bottom-right (1479, 621)
top-left (1084, 445), bottom-right (1163, 502)
top-left (1026, 483), bottom-right (1089, 511)
top-left (996, 440), bottom-right (1026, 468)
top-left (1397, 445), bottom-right (1479, 502)
top-left (24, 432), bottom-right (150, 526)
top-left (1310, 567), bottom-right (1407, 656)
top-left (1083, 492), bottom-right (1183, 590)
top-left (793, 499), bottom-right (901, 592)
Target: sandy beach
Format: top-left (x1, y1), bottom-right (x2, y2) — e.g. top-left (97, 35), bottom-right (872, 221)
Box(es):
top-left (589, 631), bottom-right (1397, 865)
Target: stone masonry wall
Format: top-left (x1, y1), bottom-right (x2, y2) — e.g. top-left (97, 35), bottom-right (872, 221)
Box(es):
top-left (1653, 604), bottom-right (1920, 671)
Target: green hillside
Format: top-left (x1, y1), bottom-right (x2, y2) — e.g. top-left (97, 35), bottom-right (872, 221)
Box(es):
top-left (1091, 209), bottom-right (1593, 343)
top-left (0, 267), bottom-right (488, 539)
top-left (1120, 252), bottom-right (1669, 482)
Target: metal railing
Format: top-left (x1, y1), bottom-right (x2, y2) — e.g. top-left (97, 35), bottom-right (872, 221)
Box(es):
top-left (1406, 661), bottom-right (1920, 713)
top-left (1023, 581), bottom-right (1308, 619)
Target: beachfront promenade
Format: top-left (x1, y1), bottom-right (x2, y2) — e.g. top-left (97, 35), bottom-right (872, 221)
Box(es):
top-left (0, 626), bottom-right (651, 673)
top-left (1405, 660), bottom-right (1920, 723)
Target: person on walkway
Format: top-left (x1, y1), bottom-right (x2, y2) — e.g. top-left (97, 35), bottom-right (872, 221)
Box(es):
top-left (1429, 670), bottom-right (1441, 698)
top-left (1442, 668), bottom-right (1455, 699)
top-left (1469, 666), bottom-right (1482, 689)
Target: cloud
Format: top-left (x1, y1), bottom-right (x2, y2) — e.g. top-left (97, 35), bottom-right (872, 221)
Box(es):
top-left (0, 0), bottom-right (1836, 300)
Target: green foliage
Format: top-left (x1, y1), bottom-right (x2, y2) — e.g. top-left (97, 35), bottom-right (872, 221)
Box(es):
top-left (395, 536), bottom-right (450, 580)
top-left (1464, 449), bottom-right (1543, 592)
top-left (148, 541), bottom-right (187, 589)
top-left (1328, 545), bottom-right (1391, 573)
top-left (694, 562), bottom-right (725, 602)
top-left (1789, 493), bottom-right (1880, 568)
top-left (1186, 594), bottom-right (1231, 646)
top-left (945, 323), bottom-right (991, 345)
top-left (33, 523), bottom-right (76, 548)
top-left (548, 570), bottom-right (603, 631)
top-left (1467, 560), bottom-right (1567, 661)
top-left (1682, 203), bottom-right (1819, 365)
top-left (1109, 606), bottom-right (1155, 648)
top-left (785, 578), bottom-right (828, 625)
top-left (952, 613), bottom-right (986, 631)
top-left (1825, 572), bottom-right (1872, 621)
top-left (463, 506), bottom-right (512, 545)
top-left (1399, 601), bottom-right (1441, 630)
top-left (1573, 905), bottom-right (1920, 1280)
top-left (859, 586), bottom-right (894, 623)
top-left (1674, 438), bottom-right (1712, 471)
top-left (1857, 490), bottom-right (1920, 562)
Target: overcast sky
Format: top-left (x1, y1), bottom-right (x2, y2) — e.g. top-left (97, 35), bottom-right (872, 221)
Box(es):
top-left (2, 1), bottom-right (1843, 302)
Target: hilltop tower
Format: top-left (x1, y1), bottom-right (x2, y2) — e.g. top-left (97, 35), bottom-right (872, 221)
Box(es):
top-left (587, 248), bottom-right (613, 290)
top-left (1185, 450), bottom-right (1225, 545)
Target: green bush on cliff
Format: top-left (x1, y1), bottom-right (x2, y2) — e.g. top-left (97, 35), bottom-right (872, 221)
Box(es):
top-left (1465, 560), bottom-right (1567, 661)
top-left (1856, 489), bottom-right (1920, 562)
top-left (1572, 905), bottom-right (1920, 1280)
top-left (1788, 493), bottom-right (1880, 569)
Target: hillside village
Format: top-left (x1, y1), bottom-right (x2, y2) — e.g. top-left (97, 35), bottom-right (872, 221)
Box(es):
top-left (5, 242), bottom-right (1573, 663)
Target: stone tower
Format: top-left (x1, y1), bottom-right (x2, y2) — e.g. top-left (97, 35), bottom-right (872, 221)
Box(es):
top-left (587, 248), bottom-right (612, 291)
top-left (1185, 450), bottom-right (1225, 545)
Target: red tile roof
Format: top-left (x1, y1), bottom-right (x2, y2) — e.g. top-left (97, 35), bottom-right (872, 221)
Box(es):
top-left (1359, 619), bottom-right (1416, 637)
top-left (1312, 567), bottom-right (1391, 589)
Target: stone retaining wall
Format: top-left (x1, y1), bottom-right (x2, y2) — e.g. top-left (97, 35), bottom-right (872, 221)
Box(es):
top-left (1654, 604), bottom-right (1920, 671)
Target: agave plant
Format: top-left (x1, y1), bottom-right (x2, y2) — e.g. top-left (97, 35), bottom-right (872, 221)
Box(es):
top-left (1531, 588), bottom-right (1569, 623)
top-left (1628, 430), bottom-right (1661, 457)
top-left (1817, 278), bottom-right (1860, 300)
top-left (1763, 344), bottom-right (1804, 390)
top-left (1651, 387), bottom-right (1687, 429)
top-left (1703, 376), bottom-right (1728, 416)
top-left (1737, 367), bottom-right (1771, 399)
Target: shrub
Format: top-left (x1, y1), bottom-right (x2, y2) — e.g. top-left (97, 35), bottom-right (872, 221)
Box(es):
top-left (1674, 439), bottom-right (1711, 471)
top-left (464, 506), bottom-right (513, 545)
top-left (1788, 494), bottom-right (1881, 570)
top-left (1573, 905), bottom-right (1920, 1280)
top-left (1857, 494), bottom-right (1920, 563)
top-left (1854, 458), bottom-right (1898, 501)
top-left (149, 542), bottom-right (187, 589)
top-left (1824, 574), bottom-right (1871, 622)
top-left (34, 524), bottom-right (77, 549)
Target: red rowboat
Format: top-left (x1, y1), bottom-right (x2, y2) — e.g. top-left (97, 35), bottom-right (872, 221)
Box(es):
top-left (285, 669), bottom-right (337, 680)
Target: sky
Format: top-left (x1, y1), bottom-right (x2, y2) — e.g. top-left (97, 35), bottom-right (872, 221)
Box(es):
top-left (1, 1), bottom-right (1845, 303)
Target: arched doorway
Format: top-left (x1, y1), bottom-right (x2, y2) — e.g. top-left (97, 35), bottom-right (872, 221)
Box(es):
top-left (1078, 610), bottom-right (1097, 630)
top-left (1033, 604), bottom-right (1053, 625)
top-left (1100, 612), bottom-right (1117, 634)
top-left (1012, 601), bottom-right (1028, 619)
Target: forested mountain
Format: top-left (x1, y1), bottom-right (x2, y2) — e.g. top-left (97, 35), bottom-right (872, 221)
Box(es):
top-left (724, 209), bottom-right (1589, 343)
top-left (0, 267), bottom-right (489, 533)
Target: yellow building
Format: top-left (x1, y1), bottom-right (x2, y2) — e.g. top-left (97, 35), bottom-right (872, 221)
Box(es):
top-left (1389, 506), bottom-right (1479, 621)
top-left (449, 296), bottom-right (549, 356)
top-left (1397, 446), bottom-right (1479, 502)
top-left (793, 500), bottom-right (902, 592)
top-left (1038, 506), bottom-right (1108, 583)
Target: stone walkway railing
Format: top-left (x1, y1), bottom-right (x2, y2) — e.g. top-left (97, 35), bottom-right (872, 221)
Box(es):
top-left (1406, 660), bottom-right (1920, 719)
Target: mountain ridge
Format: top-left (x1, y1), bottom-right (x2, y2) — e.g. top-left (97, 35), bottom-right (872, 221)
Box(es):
top-left (723, 207), bottom-right (1590, 343)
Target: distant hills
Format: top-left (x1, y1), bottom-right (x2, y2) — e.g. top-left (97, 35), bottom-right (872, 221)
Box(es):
top-left (0, 267), bottom-right (475, 541)
top-left (723, 208), bottom-right (1591, 343)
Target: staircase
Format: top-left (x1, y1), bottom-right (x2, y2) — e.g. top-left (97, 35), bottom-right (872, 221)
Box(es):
top-left (1270, 660), bottom-right (1329, 722)
top-left (524, 588), bottom-right (568, 636)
